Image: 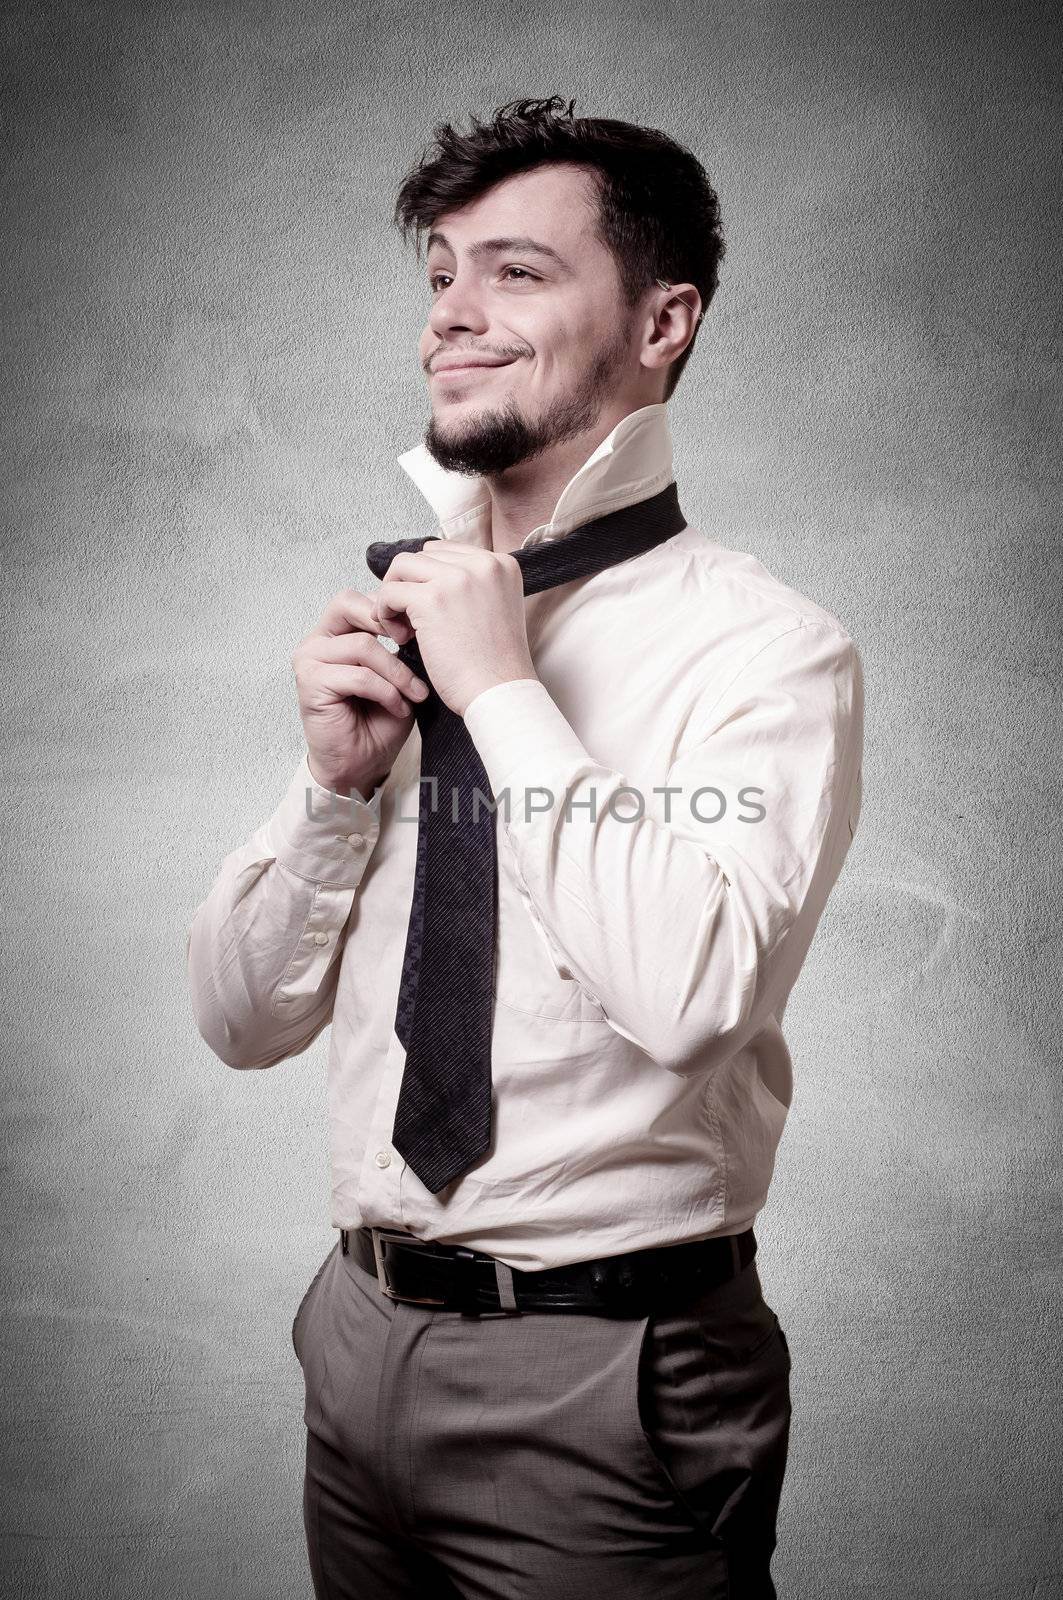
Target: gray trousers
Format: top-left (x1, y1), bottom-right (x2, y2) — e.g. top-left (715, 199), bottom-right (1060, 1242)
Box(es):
top-left (292, 1237), bottom-right (792, 1598)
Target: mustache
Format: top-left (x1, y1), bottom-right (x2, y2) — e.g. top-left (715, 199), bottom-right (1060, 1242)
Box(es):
top-left (423, 343), bottom-right (532, 373)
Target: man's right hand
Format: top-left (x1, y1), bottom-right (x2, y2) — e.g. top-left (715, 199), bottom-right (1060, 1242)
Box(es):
top-left (291, 588), bottom-right (430, 800)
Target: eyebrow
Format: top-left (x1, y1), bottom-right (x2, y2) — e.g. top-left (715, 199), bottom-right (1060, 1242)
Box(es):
top-left (425, 230), bottom-right (571, 271)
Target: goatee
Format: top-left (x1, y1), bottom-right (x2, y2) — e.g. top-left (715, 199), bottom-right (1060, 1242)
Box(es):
top-left (424, 328), bottom-right (630, 478)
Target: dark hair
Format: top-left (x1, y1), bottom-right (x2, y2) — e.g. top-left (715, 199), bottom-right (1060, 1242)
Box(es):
top-left (393, 95), bottom-right (725, 400)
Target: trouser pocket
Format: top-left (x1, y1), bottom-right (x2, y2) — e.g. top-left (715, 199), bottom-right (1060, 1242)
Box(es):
top-left (630, 1263), bottom-right (793, 1548)
top-left (292, 1241), bottom-right (338, 1364)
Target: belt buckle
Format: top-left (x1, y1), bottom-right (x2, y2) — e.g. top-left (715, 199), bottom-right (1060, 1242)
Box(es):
top-left (589, 1256), bottom-right (645, 1315)
top-left (371, 1228), bottom-right (446, 1306)
top-left (449, 1247), bottom-right (485, 1314)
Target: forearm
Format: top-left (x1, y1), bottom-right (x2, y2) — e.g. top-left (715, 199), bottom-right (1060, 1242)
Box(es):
top-left (186, 753), bottom-right (383, 1069)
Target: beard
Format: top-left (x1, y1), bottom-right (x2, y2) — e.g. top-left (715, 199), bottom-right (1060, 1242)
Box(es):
top-left (423, 320), bottom-right (633, 478)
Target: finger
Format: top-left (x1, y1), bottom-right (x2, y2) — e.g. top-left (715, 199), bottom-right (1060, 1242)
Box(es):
top-left (375, 578), bottom-right (423, 629)
top-left (315, 664), bottom-right (419, 718)
top-left (384, 544), bottom-right (492, 574)
top-left (408, 541), bottom-right (494, 565)
top-left (306, 588), bottom-right (381, 640)
top-left (370, 592), bottom-right (414, 645)
top-left (376, 612), bottom-right (414, 647)
top-left (309, 631), bottom-right (428, 699)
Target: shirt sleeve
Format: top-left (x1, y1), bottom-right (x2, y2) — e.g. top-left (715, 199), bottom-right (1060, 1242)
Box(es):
top-left (185, 752), bottom-right (384, 1070)
top-left (462, 623), bottom-right (864, 1076)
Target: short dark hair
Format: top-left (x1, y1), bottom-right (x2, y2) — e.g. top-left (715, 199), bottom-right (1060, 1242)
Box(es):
top-left (393, 95), bottom-right (725, 400)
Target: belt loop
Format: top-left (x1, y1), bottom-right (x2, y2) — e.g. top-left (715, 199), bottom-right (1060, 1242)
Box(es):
top-left (729, 1234), bottom-right (740, 1276)
top-left (341, 1228), bottom-right (349, 1256)
top-left (494, 1259), bottom-right (518, 1312)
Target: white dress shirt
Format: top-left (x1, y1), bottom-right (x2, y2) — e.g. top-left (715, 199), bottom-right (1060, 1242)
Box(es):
top-left (186, 402), bottom-right (863, 1271)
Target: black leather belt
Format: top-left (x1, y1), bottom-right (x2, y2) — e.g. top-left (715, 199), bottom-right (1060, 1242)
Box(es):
top-left (343, 1224), bottom-right (756, 1316)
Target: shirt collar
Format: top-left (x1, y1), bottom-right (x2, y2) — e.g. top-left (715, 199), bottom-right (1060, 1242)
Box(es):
top-left (396, 401), bottom-right (675, 550)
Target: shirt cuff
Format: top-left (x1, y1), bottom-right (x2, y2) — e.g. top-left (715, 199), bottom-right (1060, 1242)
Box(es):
top-left (263, 751), bottom-right (383, 885)
top-left (463, 678), bottom-right (591, 814)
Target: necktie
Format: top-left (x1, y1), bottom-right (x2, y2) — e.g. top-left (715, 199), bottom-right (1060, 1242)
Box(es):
top-left (364, 480), bottom-right (688, 1194)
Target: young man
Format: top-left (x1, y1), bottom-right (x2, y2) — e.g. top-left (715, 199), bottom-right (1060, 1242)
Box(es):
top-left (187, 96), bottom-right (863, 1598)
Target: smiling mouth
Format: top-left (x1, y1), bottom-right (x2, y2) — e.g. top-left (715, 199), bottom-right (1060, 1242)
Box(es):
top-left (431, 361), bottom-right (515, 380)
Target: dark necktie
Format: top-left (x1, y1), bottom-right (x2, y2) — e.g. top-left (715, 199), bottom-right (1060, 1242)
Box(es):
top-left (364, 480), bottom-right (687, 1194)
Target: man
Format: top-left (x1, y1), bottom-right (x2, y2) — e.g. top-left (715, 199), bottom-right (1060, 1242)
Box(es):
top-left (187, 96), bottom-right (863, 1598)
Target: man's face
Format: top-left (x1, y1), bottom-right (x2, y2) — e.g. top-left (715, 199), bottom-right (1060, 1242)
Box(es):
top-left (418, 163), bottom-right (644, 477)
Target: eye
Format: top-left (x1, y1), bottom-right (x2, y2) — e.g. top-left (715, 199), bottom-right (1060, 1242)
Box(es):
top-left (428, 266), bottom-right (540, 294)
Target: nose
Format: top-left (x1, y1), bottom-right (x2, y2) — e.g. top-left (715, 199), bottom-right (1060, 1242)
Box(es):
top-left (427, 274), bottom-right (490, 341)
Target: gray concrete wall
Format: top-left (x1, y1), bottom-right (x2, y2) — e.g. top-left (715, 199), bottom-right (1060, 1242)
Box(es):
top-left (3, 2), bottom-right (1060, 1595)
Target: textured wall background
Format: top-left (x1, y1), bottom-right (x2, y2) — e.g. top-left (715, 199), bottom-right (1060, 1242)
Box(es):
top-left (3, 1), bottom-right (1060, 1595)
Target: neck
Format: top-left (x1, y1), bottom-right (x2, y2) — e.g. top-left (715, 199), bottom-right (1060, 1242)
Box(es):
top-left (483, 398), bottom-right (651, 556)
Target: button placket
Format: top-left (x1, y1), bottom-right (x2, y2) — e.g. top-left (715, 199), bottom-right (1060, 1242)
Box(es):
top-left (357, 1034), bottom-right (406, 1221)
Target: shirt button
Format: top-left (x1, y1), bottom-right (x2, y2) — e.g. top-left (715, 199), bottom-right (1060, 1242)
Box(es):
top-left (313, 931), bottom-right (329, 946)
top-left (374, 1150), bottom-right (392, 1168)
top-left (346, 833), bottom-right (366, 849)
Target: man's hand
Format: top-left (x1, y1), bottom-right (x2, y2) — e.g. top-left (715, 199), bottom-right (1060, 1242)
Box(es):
top-left (291, 588), bottom-right (430, 798)
top-left (373, 542), bottom-right (538, 717)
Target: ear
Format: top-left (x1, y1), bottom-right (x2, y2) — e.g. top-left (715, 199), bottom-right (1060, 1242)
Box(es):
top-left (640, 281), bottom-right (703, 373)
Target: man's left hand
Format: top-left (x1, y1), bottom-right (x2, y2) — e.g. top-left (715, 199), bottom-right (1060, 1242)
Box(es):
top-left (373, 542), bottom-right (538, 717)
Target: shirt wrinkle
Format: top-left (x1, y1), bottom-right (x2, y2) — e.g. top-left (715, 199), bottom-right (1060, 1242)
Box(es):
top-left (186, 400), bottom-right (864, 1271)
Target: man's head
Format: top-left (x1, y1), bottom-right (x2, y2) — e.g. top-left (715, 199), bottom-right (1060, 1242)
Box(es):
top-left (393, 96), bottom-right (725, 478)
